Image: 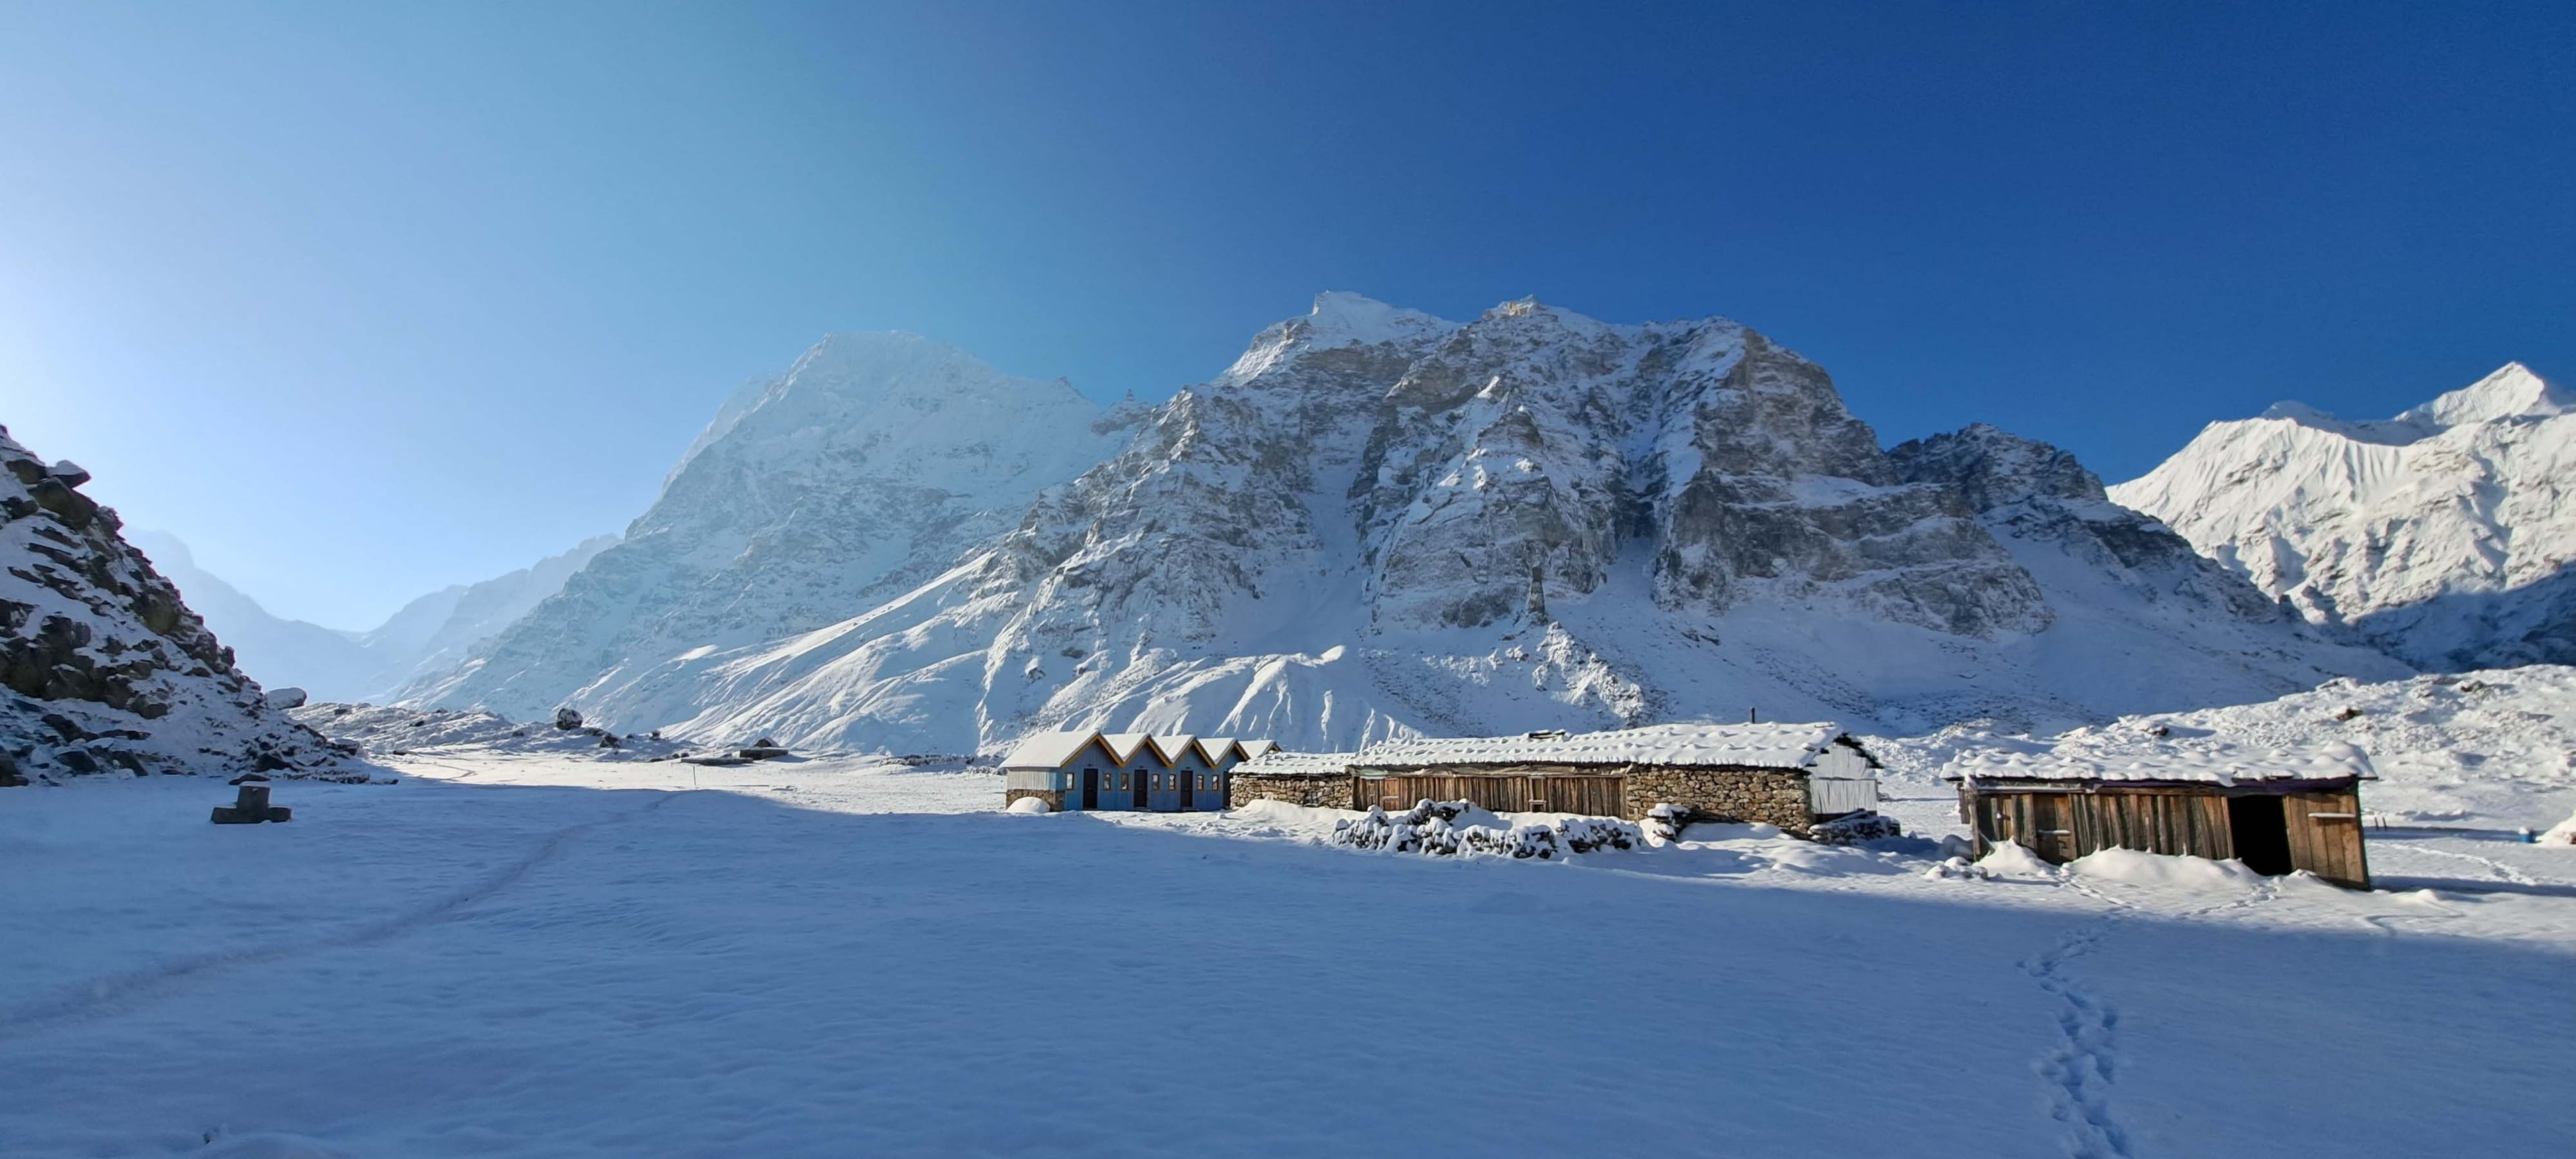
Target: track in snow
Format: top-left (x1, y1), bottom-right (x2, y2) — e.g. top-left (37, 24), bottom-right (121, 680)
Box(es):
top-left (2024, 916), bottom-right (2133, 1159)
top-left (0, 791), bottom-right (679, 1042)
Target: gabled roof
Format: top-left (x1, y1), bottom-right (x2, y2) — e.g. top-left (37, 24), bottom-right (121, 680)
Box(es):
top-left (1099, 732), bottom-right (1173, 767)
top-left (1000, 730), bottom-right (1104, 770)
top-left (1354, 722), bottom-right (1848, 772)
top-left (1234, 739), bottom-right (1280, 761)
top-left (1197, 736), bottom-right (1238, 763)
top-left (1152, 734), bottom-right (1201, 765)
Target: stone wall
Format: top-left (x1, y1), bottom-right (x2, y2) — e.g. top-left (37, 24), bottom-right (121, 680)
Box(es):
top-left (1005, 788), bottom-right (1064, 812)
top-left (1619, 766), bottom-right (1813, 834)
top-left (1228, 773), bottom-right (1356, 810)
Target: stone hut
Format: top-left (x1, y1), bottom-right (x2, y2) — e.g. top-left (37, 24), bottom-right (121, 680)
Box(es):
top-left (1228, 749), bottom-right (1364, 808)
top-left (1226, 723), bottom-right (1881, 835)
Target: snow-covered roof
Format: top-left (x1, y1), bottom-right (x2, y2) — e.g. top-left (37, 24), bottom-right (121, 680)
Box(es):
top-left (1354, 722), bottom-right (1853, 772)
top-left (1237, 739), bottom-right (1280, 759)
top-left (1000, 730), bottom-right (1103, 770)
top-left (1234, 749), bottom-right (1360, 778)
top-left (1943, 738), bottom-right (2377, 785)
top-left (1099, 732), bottom-right (1169, 766)
top-left (1152, 734), bottom-right (1201, 765)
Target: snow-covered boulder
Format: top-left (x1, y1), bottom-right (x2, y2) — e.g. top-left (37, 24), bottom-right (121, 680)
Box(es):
top-left (0, 426), bottom-right (350, 781)
top-left (265, 686), bottom-right (309, 710)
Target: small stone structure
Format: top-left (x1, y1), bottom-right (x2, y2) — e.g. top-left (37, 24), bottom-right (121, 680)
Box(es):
top-left (1617, 765), bottom-right (1815, 830)
top-left (211, 782), bottom-right (292, 824)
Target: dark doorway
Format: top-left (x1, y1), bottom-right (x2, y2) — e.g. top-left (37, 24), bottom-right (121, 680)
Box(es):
top-left (2227, 795), bottom-right (2294, 875)
top-left (1081, 768), bottom-right (1098, 811)
top-left (1180, 771), bottom-right (1195, 811)
top-left (1133, 769), bottom-right (1148, 810)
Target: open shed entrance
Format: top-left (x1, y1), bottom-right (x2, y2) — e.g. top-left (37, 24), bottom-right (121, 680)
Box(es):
top-left (2226, 795), bottom-right (2293, 875)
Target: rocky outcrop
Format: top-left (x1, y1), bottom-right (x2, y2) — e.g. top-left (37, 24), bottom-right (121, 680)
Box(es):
top-left (0, 427), bottom-right (350, 781)
top-left (1892, 423), bottom-right (2287, 623)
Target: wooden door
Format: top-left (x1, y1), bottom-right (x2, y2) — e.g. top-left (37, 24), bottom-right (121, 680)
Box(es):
top-left (2282, 790), bottom-right (2369, 888)
top-left (1081, 768), bottom-right (1097, 810)
top-left (2030, 793), bottom-right (2073, 863)
top-left (1181, 770), bottom-right (1195, 811)
top-left (1132, 769), bottom-right (1148, 810)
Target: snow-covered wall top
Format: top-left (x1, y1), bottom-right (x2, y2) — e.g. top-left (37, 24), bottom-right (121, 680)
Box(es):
top-left (1354, 722), bottom-right (1849, 771)
top-left (0, 426), bottom-right (346, 781)
top-left (1943, 734), bottom-right (2375, 785)
top-left (2110, 363), bottom-right (2576, 670)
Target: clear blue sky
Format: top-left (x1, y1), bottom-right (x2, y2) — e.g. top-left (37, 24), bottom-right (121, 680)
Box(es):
top-left (1, 1), bottom-right (2568, 629)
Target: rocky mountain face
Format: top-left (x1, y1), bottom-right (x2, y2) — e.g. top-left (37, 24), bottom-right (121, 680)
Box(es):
top-left (530, 294), bottom-right (2395, 754)
top-left (405, 332), bottom-right (1136, 725)
top-left (127, 531), bottom-right (616, 704)
top-left (0, 428), bottom-right (346, 783)
top-left (2110, 363), bottom-right (2576, 670)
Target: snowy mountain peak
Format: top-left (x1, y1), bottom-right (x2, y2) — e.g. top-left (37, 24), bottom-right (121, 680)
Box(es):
top-left (2253, 362), bottom-right (2563, 445)
top-left (1299, 291), bottom-right (1458, 347)
top-left (2395, 361), bottom-right (2567, 431)
top-left (2113, 362), bottom-right (2576, 669)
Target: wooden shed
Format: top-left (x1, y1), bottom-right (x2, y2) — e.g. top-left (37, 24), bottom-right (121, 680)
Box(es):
top-left (1945, 738), bottom-right (2373, 889)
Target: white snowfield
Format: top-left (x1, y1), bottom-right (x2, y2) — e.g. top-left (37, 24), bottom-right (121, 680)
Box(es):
top-left (7, 674), bottom-right (2575, 1157)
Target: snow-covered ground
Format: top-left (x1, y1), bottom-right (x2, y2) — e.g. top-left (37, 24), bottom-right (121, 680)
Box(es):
top-left (6, 741), bottom-right (2573, 1157)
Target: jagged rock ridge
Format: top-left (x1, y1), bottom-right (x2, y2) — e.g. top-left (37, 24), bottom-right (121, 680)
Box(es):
top-left (474, 294), bottom-right (2397, 753)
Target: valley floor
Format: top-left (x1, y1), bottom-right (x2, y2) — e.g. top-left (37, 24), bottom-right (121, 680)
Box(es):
top-left (5, 754), bottom-right (2573, 1158)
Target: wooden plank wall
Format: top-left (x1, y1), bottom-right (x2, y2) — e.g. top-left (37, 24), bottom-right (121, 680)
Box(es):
top-left (2282, 789), bottom-right (2370, 888)
top-left (1365, 774), bottom-right (1626, 816)
top-left (1973, 787), bottom-right (2233, 863)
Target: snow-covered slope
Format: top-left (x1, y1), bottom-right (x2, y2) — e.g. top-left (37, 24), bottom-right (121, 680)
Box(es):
top-left (405, 332), bottom-right (1134, 724)
top-left (127, 531), bottom-right (616, 703)
top-left (586, 295), bottom-right (2396, 754)
top-left (2110, 363), bottom-right (2576, 669)
top-left (357, 533), bottom-right (620, 694)
top-left (1875, 665), bottom-right (2576, 833)
top-left (0, 428), bottom-right (346, 781)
